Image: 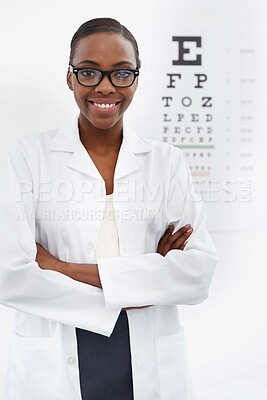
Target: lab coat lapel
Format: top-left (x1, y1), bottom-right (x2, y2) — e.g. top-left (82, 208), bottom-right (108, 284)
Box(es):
top-left (114, 139), bottom-right (141, 181)
top-left (50, 118), bottom-right (103, 181)
top-left (67, 145), bottom-right (101, 180)
top-left (114, 125), bottom-right (152, 181)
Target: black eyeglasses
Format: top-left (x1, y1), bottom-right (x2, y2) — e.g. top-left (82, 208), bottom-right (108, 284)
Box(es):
top-left (69, 65), bottom-right (139, 88)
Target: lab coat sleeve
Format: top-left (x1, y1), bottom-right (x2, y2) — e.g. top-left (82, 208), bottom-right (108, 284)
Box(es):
top-left (0, 140), bottom-right (120, 337)
top-left (98, 146), bottom-right (219, 308)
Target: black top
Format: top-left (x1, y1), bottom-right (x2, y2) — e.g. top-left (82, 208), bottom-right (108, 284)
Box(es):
top-left (75, 310), bottom-right (134, 400)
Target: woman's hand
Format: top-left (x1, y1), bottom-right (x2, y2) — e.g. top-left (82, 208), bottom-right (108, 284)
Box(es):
top-left (123, 224), bottom-right (193, 311)
top-left (35, 243), bottom-right (63, 271)
top-left (157, 224), bottom-right (193, 256)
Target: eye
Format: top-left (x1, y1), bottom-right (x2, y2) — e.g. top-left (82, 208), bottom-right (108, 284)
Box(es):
top-left (114, 70), bottom-right (132, 79)
top-left (80, 69), bottom-right (97, 78)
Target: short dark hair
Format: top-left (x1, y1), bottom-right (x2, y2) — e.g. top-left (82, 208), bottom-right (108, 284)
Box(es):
top-left (69, 17), bottom-right (141, 69)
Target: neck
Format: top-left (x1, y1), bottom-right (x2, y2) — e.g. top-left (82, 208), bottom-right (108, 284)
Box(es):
top-left (78, 114), bottom-right (123, 154)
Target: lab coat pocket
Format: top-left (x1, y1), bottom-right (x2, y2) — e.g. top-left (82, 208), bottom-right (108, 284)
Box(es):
top-left (7, 330), bottom-right (62, 400)
top-left (155, 329), bottom-right (194, 400)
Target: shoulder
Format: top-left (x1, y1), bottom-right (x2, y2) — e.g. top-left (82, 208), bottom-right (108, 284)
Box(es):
top-left (9, 129), bottom-right (58, 151)
top-left (6, 128), bottom-right (59, 159)
top-left (5, 129), bottom-right (59, 174)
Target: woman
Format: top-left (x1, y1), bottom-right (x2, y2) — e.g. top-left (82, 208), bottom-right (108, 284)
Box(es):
top-left (0, 18), bottom-right (218, 400)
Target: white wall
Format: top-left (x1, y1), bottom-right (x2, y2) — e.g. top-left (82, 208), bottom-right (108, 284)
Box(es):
top-left (0, 1), bottom-right (266, 399)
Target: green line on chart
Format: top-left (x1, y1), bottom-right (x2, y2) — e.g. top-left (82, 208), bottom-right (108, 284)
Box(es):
top-left (174, 145), bottom-right (215, 149)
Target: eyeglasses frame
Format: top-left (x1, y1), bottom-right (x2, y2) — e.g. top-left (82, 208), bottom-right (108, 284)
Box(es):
top-left (68, 65), bottom-right (139, 88)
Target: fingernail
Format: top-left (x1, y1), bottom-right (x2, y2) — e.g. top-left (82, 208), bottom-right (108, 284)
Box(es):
top-left (168, 224), bottom-right (174, 229)
top-left (185, 224), bottom-right (191, 228)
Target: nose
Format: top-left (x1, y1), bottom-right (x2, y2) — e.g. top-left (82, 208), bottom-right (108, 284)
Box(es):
top-left (95, 75), bottom-right (116, 95)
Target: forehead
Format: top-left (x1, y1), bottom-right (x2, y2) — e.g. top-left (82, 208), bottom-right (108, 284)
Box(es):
top-left (73, 32), bottom-right (136, 67)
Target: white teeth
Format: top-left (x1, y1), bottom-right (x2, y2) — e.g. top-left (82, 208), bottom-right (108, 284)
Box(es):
top-left (93, 102), bottom-right (116, 109)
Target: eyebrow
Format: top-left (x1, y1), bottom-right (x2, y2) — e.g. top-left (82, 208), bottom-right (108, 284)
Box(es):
top-left (77, 59), bottom-right (135, 68)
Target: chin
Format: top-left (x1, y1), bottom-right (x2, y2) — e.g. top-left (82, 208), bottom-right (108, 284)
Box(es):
top-left (90, 119), bottom-right (113, 129)
top-left (91, 117), bottom-right (123, 131)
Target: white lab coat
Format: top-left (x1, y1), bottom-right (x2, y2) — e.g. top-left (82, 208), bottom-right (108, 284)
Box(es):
top-left (0, 117), bottom-right (218, 400)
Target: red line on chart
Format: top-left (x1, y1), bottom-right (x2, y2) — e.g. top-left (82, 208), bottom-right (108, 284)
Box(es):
top-left (192, 172), bottom-right (211, 177)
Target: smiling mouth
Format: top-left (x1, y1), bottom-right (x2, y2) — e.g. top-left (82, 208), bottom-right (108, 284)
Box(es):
top-left (89, 101), bottom-right (121, 109)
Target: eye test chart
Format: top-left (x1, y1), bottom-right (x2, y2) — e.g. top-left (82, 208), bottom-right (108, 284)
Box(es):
top-left (136, 25), bottom-right (264, 232)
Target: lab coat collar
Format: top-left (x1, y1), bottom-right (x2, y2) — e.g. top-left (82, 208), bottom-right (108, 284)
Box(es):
top-left (50, 116), bottom-right (152, 181)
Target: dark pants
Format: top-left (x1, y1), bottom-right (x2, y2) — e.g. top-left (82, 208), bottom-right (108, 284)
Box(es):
top-left (76, 311), bottom-right (134, 400)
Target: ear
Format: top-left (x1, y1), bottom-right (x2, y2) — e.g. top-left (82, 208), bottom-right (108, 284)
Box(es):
top-left (67, 71), bottom-right (73, 91)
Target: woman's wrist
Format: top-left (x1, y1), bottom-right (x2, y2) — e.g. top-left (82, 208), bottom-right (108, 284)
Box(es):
top-left (59, 262), bottom-right (102, 288)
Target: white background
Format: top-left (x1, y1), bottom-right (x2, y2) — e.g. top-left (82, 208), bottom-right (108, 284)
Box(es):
top-left (0, 1), bottom-right (266, 399)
